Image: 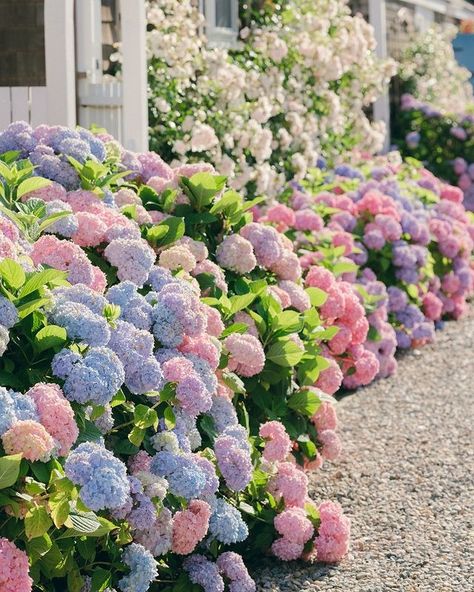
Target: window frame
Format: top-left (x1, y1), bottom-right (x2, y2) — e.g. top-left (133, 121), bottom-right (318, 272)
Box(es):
top-left (200, 0), bottom-right (239, 48)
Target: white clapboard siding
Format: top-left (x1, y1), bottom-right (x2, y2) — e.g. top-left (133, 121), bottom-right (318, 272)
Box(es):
top-left (78, 82), bottom-right (123, 141)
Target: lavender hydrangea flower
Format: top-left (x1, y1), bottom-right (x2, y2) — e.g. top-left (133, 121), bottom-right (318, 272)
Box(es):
top-left (184, 555), bottom-right (224, 592)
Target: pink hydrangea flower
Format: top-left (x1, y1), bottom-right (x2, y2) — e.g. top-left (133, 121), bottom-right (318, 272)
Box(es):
top-left (128, 450), bottom-right (152, 474)
top-left (259, 421), bottom-right (292, 462)
top-left (314, 501), bottom-right (350, 563)
top-left (422, 292), bottom-right (443, 321)
top-left (0, 218), bottom-right (20, 243)
top-left (0, 538), bottom-right (33, 592)
top-left (270, 250), bottom-right (302, 281)
top-left (318, 429), bottom-right (342, 461)
top-left (177, 237), bottom-right (208, 263)
top-left (72, 212), bottom-right (107, 247)
top-left (192, 260), bottom-right (228, 294)
top-left (2, 420), bottom-right (55, 462)
top-left (278, 280), bottom-right (310, 312)
top-left (268, 461), bottom-right (308, 508)
top-left (240, 223), bottom-right (283, 268)
top-left (274, 507), bottom-right (314, 544)
top-left (264, 204), bottom-right (296, 230)
top-left (305, 266), bottom-right (335, 292)
top-left (312, 401), bottom-right (338, 431)
top-left (233, 312), bottom-right (259, 338)
top-left (26, 383), bottom-right (78, 456)
top-left (31, 235), bottom-right (97, 288)
top-left (216, 234), bottom-right (257, 274)
top-left (271, 537), bottom-right (304, 561)
top-left (267, 285), bottom-right (292, 308)
top-left (179, 335), bottom-right (220, 370)
top-left (172, 500), bottom-right (211, 555)
top-left (315, 359), bottom-right (343, 395)
top-left (294, 209), bottom-right (324, 231)
top-left (441, 185), bottom-right (463, 204)
top-left (203, 305), bottom-right (225, 337)
top-left (224, 333), bottom-right (265, 377)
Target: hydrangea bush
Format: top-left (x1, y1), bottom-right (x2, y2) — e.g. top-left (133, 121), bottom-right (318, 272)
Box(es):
top-left (393, 25), bottom-right (474, 210)
top-left (146, 0), bottom-right (396, 197)
top-left (268, 154), bottom-right (474, 363)
top-left (0, 122), bottom-right (351, 592)
top-left (0, 120), bottom-right (472, 591)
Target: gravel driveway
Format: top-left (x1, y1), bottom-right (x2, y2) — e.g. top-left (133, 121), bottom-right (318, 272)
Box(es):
top-left (255, 312), bottom-right (474, 592)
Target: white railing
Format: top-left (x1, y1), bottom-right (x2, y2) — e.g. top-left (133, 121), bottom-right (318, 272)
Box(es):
top-left (0, 87), bottom-right (48, 129)
top-left (78, 81), bottom-right (123, 141)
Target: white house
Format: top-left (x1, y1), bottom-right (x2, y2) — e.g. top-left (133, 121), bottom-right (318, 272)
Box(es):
top-left (1, 0), bottom-right (473, 152)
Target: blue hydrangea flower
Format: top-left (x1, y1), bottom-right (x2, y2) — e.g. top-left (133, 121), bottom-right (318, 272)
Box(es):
top-left (43, 200), bottom-right (79, 237)
top-left (0, 387), bottom-right (39, 435)
top-left (208, 498), bottom-right (249, 544)
top-left (52, 285), bottom-right (107, 315)
top-left (77, 127), bottom-right (107, 162)
top-left (52, 347), bottom-right (125, 405)
top-left (118, 543), bottom-right (158, 592)
top-left (0, 297), bottom-right (18, 329)
top-left (150, 451), bottom-right (207, 500)
top-left (106, 281), bottom-right (153, 330)
top-left (50, 301), bottom-right (111, 346)
top-left (146, 266), bottom-right (176, 293)
top-left (65, 442), bottom-right (130, 511)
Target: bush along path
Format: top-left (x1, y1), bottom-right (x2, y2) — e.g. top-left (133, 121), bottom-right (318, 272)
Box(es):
top-left (255, 311), bottom-right (474, 592)
top-left (0, 121), bottom-right (472, 591)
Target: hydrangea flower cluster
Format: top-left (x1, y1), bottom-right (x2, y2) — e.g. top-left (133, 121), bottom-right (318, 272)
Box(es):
top-left (64, 442), bottom-right (131, 511)
top-left (0, 383), bottom-right (77, 461)
top-left (0, 537), bottom-right (33, 592)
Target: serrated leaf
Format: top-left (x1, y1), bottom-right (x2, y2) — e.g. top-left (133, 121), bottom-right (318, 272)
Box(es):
top-left (17, 176), bottom-right (51, 199)
top-left (0, 258), bottom-right (25, 290)
top-left (266, 339), bottom-right (304, 367)
top-left (34, 325), bottom-right (67, 352)
top-left (288, 390), bottom-right (322, 417)
top-left (25, 506), bottom-right (52, 539)
top-left (0, 453), bottom-right (22, 489)
top-left (305, 287), bottom-right (328, 307)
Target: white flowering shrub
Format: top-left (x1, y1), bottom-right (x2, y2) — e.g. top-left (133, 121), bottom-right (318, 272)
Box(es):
top-left (147, 0), bottom-right (396, 197)
top-left (398, 24), bottom-right (473, 115)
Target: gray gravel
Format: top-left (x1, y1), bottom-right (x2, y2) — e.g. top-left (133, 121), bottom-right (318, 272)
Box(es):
top-left (255, 312), bottom-right (474, 592)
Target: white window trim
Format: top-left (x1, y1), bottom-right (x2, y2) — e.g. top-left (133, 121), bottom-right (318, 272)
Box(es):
top-left (200, 0), bottom-right (239, 49)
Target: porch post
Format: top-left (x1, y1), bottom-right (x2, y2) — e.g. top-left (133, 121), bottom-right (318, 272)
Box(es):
top-left (44, 0), bottom-right (76, 126)
top-left (368, 0), bottom-right (391, 152)
top-left (120, 0), bottom-right (148, 151)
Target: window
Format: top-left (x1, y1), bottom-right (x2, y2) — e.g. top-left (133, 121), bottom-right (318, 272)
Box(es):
top-left (0, 0), bottom-right (46, 86)
top-left (201, 0), bottom-right (239, 48)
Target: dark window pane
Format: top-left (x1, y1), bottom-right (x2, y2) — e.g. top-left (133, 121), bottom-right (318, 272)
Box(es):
top-left (216, 0), bottom-right (232, 28)
top-left (0, 0), bottom-right (46, 86)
